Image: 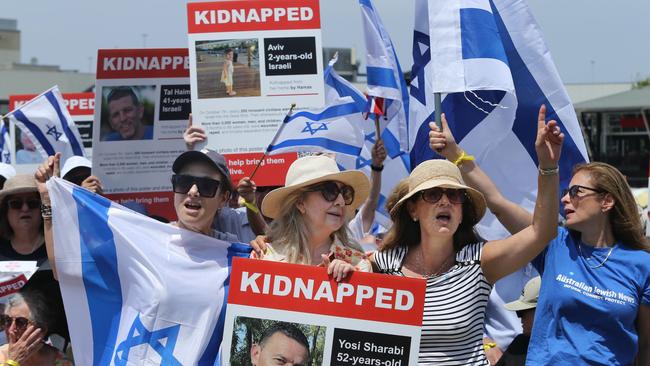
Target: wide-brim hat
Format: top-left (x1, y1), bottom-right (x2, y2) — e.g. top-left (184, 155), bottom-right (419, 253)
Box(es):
top-left (0, 174), bottom-right (38, 203)
top-left (392, 159), bottom-right (487, 226)
top-left (261, 155), bottom-right (370, 219)
top-left (504, 276), bottom-right (541, 311)
top-left (172, 148), bottom-right (232, 191)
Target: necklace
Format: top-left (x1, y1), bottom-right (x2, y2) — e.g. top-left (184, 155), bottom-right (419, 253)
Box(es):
top-left (577, 242), bottom-right (614, 269)
top-left (417, 245), bottom-right (455, 279)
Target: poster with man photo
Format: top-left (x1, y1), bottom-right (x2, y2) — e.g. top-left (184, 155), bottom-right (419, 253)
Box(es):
top-left (230, 317), bottom-right (325, 366)
top-left (99, 85), bottom-right (156, 141)
top-left (195, 39), bottom-right (261, 99)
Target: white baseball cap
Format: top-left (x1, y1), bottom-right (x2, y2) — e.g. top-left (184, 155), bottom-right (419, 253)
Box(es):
top-left (0, 163), bottom-right (16, 180)
top-left (504, 276), bottom-right (541, 312)
top-left (61, 156), bottom-right (92, 179)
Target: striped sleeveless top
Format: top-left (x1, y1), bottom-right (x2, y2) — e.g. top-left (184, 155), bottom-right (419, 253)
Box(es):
top-left (374, 242), bottom-right (491, 365)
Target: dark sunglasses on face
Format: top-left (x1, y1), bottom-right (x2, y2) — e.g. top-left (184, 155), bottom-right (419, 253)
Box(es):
top-left (308, 181), bottom-right (355, 205)
top-left (7, 198), bottom-right (40, 210)
top-left (562, 185), bottom-right (605, 200)
top-left (420, 187), bottom-right (466, 204)
top-left (0, 314), bottom-right (31, 331)
top-left (171, 174), bottom-right (221, 198)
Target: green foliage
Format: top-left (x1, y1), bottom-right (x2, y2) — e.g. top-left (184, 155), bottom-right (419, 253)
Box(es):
top-left (633, 77), bottom-right (650, 89)
top-left (229, 317), bottom-right (325, 366)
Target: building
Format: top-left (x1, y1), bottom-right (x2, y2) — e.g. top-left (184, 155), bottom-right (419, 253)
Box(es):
top-left (0, 18), bottom-right (95, 115)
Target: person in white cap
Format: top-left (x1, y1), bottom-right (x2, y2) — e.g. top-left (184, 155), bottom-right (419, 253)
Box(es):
top-left (0, 163), bottom-right (16, 190)
top-left (60, 156), bottom-right (103, 195)
top-left (253, 155), bottom-right (372, 281)
top-left (495, 276), bottom-right (541, 366)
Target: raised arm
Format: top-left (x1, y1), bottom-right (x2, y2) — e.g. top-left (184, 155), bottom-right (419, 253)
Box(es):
top-left (237, 177), bottom-right (268, 236)
top-left (429, 114), bottom-right (533, 234)
top-left (34, 153), bottom-right (61, 280)
top-left (480, 105), bottom-right (562, 283)
top-left (360, 139), bottom-right (387, 233)
top-left (183, 114), bottom-right (207, 151)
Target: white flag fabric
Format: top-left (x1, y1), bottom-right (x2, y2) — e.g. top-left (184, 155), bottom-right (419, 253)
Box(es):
top-left (0, 124), bottom-right (12, 164)
top-left (326, 57), bottom-right (410, 229)
top-left (409, 0), bottom-right (588, 240)
top-left (47, 178), bottom-right (251, 365)
top-left (5, 86), bottom-right (85, 165)
top-left (266, 97), bottom-right (365, 157)
top-left (359, 0), bottom-right (410, 152)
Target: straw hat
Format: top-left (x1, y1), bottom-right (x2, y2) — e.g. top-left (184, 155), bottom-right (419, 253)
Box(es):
top-left (392, 159), bottom-right (487, 226)
top-left (0, 174), bottom-right (39, 203)
top-left (504, 276), bottom-right (541, 311)
top-left (261, 155), bottom-right (370, 219)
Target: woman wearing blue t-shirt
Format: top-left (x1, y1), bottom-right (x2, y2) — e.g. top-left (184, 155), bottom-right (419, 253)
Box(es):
top-left (433, 109), bottom-right (650, 365)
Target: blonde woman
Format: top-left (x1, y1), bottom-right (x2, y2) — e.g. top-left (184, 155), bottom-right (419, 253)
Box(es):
top-left (252, 155), bottom-right (371, 280)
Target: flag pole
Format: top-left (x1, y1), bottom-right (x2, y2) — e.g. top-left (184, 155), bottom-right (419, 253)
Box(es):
top-left (434, 93), bottom-right (442, 130)
top-left (249, 103), bottom-right (296, 181)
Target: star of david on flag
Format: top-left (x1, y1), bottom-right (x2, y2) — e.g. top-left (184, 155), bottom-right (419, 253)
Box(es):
top-left (114, 315), bottom-right (181, 366)
top-left (4, 85), bottom-right (85, 167)
top-left (266, 97), bottom-right (365, 157)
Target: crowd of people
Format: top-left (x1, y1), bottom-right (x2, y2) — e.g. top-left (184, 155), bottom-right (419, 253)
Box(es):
top-left (0, 104), bottom-right (647, 365)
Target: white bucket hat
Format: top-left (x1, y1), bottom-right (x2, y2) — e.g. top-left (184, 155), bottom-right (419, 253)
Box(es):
top-left (261, 155), bottom-right (370, 219)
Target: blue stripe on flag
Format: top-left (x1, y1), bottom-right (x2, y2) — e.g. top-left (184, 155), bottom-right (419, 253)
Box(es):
top-left (13, 110), bottom-right (56, 156)
top-left (287, 103), bottom-right (360, 123)
top-left (460, 8), bottom-right (509, 64)
top-left (359, 0), bottom-right (374, 9)
top-left (491, 3), bottom-right (585, 188)
top-left (269, 138), bottom-right (362, 156)
top-left (199, 243), bottom-right (252, 366)
top-left (367, 67), bottom-right (399, 89)
top-left (45, 91), bottom-right (84, 156)
top-left (381, 129), bottom-right (406, 160)
top-left (71, 186), bottom-right (123, 366)
top-left (324, 68), bottom-right (367, 112)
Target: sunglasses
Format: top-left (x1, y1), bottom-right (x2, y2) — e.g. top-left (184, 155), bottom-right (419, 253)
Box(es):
top-left (7, 198), bottom-right (40, 210)
top-left (171, 174), bottom-right (221, 198)
top-left (307, 181), bottom-right (355, 205)
top-left (420, 188), bottom-right (466, 204)
top-left (562, 185), bottom-right (605, 200)
top-left (0, 315), bottom-right (31, 331)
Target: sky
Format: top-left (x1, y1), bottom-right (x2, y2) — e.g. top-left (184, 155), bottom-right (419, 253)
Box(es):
top-left (4, 0), bottom-right (650, 84)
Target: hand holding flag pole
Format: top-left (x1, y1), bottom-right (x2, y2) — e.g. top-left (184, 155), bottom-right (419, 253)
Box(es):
top-left (249, 103), bottom-right (296, 181)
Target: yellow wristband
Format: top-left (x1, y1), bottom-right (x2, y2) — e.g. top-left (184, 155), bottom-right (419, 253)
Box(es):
top-left (6, 360), bottom-right (21, 366)
top-left (482, 342), bottom-right (497, 352)
top-left (452, 150), bottom-right (475, 166)
top-left (242, 200), bottom-right (260, 214)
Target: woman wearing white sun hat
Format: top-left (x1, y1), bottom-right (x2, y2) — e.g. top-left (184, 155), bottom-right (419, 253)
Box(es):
top-left (253, 155), bottom-right (371, 281)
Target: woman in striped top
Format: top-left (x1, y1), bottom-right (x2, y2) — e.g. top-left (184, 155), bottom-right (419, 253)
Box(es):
top-left (371, 107), bottom-right (562, 365)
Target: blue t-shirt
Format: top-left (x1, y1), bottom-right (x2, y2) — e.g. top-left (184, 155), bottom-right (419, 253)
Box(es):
top-left (104, 124), bottom-right (154, 141)
top-left (528, 227), bottom-right (650, 365)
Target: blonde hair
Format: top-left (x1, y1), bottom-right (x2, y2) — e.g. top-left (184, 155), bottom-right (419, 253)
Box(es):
top-left (573, 162), bottom-right (650, 252)
top-left (266, 188), bottom-right (362, 264)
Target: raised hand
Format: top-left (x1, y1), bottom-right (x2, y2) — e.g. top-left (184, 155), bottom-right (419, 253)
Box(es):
top-left (34, 153), bottom-right (61, 204)
top-left (428, 114), bottom-right (463, 161)
top-left (183, 114), bottom-right (207, 150)
top-left (535, 105), bottom-right (564, 169)
top-left (81, 175), bottom-right (104, 195)
top-left (237, 177), bottom-right (256, 204)
top-left (371, 139), bottom-right (387, 168)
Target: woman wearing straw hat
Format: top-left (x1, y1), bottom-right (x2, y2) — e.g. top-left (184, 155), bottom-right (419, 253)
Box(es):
top-left (0, 174), bottom-right (47, 265)
top-left (371, 106), bottom-right (562, 365)
top-left (254, 155), bottom-right (371, 280)
top-left (434, 109), bottom-right (650, 365)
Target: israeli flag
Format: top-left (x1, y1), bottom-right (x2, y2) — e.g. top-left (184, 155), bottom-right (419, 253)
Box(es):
top-left (0, 123), bottom-right (12, 164)
top-left (47, 178), bottom-right (251, 365)
top-left (410, 0), bottom-right (588, 239)
top-left (266, 97), bottom-right (365, 157)
top-left (5, 86), bottom-right (85, 165)
top-left (359, 0), bottom-right (410, 153)
top-left (326, 57), bottom-right (411, 229)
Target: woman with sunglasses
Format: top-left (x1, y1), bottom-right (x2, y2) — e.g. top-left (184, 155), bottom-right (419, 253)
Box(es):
top-left (0, 292), bottom-right (72, 366)
top-left (433, 109), bottom-right (650, 365)
top-left (252, 155), bottom-right (372, 280)
top-left (370, 107), bottom-right (562, 365)
top-left (0, 175), bottom-right (47, 265)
